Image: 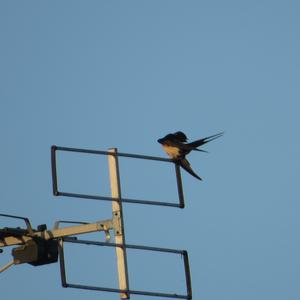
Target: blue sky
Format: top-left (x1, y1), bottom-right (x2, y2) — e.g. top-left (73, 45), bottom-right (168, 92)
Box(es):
top-left (1, 1), bottom-right (300, 300)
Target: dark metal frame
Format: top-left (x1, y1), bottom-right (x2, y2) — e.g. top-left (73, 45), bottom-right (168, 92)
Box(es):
top-left (59, 237), bottom-right (192, 299)
top-left (0, 213), bottom-right (34, 236)
top-left (51, 145), bottom-right (185, 208)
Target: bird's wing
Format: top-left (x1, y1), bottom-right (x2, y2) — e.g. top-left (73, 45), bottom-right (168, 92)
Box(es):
top-left (179, 158), bottom-right (202, 181)
top-left (173, 131), bottom-right (188, 142)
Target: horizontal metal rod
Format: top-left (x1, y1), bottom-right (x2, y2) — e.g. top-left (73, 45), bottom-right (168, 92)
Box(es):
top-left (0, 213), bottom-right (28, 221)
top-left (0, 213), bottom-right (34, 235)
top-left (66, 283), bottom-right (190, 299)
top-left (129, 289), bottom-right (190, 299)
top-left (57, 191), bottom-right (180, 208)
top-left (53, 145), bottom-right (172, 163)
top-left (63, 237), bottom-right (186, 255)
top-left (54, 220), bottom-right (90, 227)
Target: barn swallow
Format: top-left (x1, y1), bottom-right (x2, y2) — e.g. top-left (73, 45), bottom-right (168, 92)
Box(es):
top-left (157, 131), bottom-right (223, 180)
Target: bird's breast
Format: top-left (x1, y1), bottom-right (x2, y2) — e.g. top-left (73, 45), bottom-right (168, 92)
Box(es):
top-left (162, 145), bottom-right (181, 159)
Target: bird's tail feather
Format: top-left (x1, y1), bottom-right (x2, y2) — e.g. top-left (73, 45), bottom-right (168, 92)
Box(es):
top-left (179, 158), bottom-right (202, 181)
top-left (188, 132), bottom-right (224, 149)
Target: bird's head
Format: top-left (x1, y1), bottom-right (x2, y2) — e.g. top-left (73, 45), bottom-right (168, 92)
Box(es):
top-left (157, 133), bottom-right (173, 144)
top-left (158, 131), bottom-right (187, 144)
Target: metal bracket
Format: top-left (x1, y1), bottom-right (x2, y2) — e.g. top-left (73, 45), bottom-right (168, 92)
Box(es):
top-left (113, 211), bottom-right (122, 236)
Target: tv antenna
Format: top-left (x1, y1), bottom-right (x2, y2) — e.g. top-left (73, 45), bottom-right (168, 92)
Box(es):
top-left (0, 146), bottom-right (192, 299)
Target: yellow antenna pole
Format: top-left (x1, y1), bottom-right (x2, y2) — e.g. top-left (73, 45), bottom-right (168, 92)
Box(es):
top-left (108, 148), bottom-right (130, 299)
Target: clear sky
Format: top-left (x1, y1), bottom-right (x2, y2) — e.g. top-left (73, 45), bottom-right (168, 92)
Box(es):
top-left (1, 1), bottom-right (300, 300)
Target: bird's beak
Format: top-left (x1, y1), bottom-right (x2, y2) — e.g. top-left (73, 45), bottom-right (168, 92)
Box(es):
top-left (157, 138), bottom-right (163, 144)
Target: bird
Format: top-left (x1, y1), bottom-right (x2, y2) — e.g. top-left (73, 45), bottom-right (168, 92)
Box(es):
top-left (157, 131), bottom-right (223, 180)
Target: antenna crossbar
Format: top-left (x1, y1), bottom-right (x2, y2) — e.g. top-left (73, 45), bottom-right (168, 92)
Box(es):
top-left (61, 237), bottom-right (192, 300)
